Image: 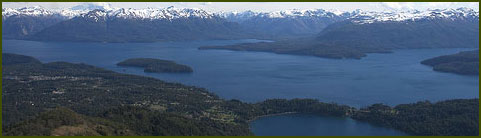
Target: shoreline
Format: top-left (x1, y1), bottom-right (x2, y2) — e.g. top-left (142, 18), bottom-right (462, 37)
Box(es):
top-left (248, 112), bottom-right (298, 122)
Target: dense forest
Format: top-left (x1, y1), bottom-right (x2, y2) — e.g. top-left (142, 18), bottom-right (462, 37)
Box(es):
top-left (352, 99), bottom-right (479, 136)
top-left (3, 107), bottom-right (134, 136)
top-left (421, 50), bottom-right (479, 75)
top-left (117, 58), bottom-right (193, 73)
top-left (2, 53), bottom-right (479, 136)
top-left (1, 53), bottom-right (351, 136)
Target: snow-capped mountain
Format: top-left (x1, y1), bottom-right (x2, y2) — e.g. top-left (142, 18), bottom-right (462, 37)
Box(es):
top-left (216, 8), bottom-right (478, 38)
top-left (3, 6), bottom-right (215, 21)
top-left (2, 5), bottom-right (479, 43)
top-left (218, 9), bottom-right (352, 38)
top-left (75, 7), bottom-right (216, 23)
top-left (2, 6), bottom-right (89, 19)
top-left (220, 8), bottom-right (478, 24)
top-left (349, 8), bottom-right (479, 24)
top-left (2, 6), bottom-right (76, 39)
top-left (2, 6), bottom-right (224, 41)
top-left (22, 6), bottom-right (248, 43)
top-left (315, 7), bottom-right (479, 52)
top-left (2, 6), bottom-right (57, 18)
top-left (3, 6), bottom-right (478, 23)
top-left (106, 6), bottom-right (214, 20)
top-left (219, 9), bottom-right (349, 21)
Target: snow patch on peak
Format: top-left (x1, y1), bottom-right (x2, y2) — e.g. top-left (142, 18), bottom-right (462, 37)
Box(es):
top-left (328, 9), bottom-right (347, 16)
top-left (81, 9), bottom-right (108, 22)
top-left (2, 6), bottom-right (53, 17)
top-left (75, 6), bottom-right (215, 22)
top-left (261, 9), bottom-right (340, 18)
top-left (106, 6), bottom-right (215, 20)
top-left (2, 6), bottom-right (478, 24)
top-left (219, 8), bottom-right (350, 20)
top-left (2, 6), bottom-right (86, 19)
top-left (349, 8), bottom-right (479, 24)
top-left (2, 5), bottom-right (215, 21)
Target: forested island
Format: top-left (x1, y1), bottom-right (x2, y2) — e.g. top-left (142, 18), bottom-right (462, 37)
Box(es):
top-left (117, 58), bottom-right (193, 73)
top-left (2, 53), bottom-right (479, 136)
top-left (421, 50), bottom-right (479, 75)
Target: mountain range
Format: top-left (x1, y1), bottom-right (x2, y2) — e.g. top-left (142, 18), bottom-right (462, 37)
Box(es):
top-left (200, 8), bottom-right (479, 59)
top-left (2, 6), bottom-right (479, 44)
top-left (3, 6), bottom-right (249, 42)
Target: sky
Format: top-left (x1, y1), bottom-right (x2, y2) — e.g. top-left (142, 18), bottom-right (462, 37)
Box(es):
top-left (2, 2), bottom-right (479, 12)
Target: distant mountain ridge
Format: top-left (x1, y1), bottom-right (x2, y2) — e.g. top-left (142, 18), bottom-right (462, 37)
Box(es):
top-left (317, 16), bottom-right (479, 49)
top-left (219, 8), bottom-right (479, 37)
top-left (219, 9), bottom-right (349, 38)
top-left (4, 6), bottom-right (478, 22)
top-left (2, 6), bottom-right (244, 42)
top-left (2, 6), bottom-right (88, 19)
top-left (2, 6), bottom-right (479, 42)
top-left (200, 8), bottom-right (479, 59)
top-left (3, 6), bottom-right (216, 21)
top-left (22, 8), bottom-right (249, 42)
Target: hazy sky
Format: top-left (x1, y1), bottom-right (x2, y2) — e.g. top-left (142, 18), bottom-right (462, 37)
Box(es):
top-left (3, 2), bottom-right (479, 12)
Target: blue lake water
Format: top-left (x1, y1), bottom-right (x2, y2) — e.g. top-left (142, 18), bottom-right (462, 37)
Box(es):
top-left (250, 114), bottom-right (407, 136)
top-left (2, 39), bottom-right (478, 136)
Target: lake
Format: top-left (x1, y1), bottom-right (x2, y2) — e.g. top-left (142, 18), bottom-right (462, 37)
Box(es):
top-left (2, 39), bottom-right (478, 136)
top-left (250, 113), bottom-right (407, 136)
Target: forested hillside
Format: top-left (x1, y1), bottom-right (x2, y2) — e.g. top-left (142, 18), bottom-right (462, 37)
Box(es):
top-left (352, 99), bottom-right (479, 136)
top-left (421, 50), bottom-right (479, 75)
top-left (3, 53), bottom-right (478, 136)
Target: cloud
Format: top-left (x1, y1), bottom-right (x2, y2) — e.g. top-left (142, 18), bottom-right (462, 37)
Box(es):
top-left (427, 2), bottom-right (454, 7)
top-left (468, 2), bottom-right (479, 9)
top-left (380, 2), bottom-right (415, 10)
top-left (70, 2), bottom-right (113, 10)
top-left (199, 2), bottom-right (213, 6)
top-left (379, 2), bottom-right (478, 11)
